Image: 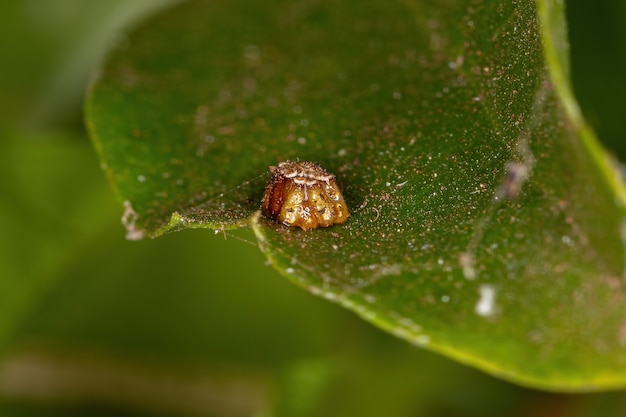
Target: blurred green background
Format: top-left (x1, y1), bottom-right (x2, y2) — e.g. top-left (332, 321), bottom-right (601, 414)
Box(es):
top-left (0, 1), bottom-right (625, 416)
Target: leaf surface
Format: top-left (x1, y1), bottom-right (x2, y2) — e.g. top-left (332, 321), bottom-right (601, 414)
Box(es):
top-left (86, 0), bottom-right (626, 390)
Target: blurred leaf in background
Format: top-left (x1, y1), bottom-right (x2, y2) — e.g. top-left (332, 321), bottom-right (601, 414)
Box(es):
top-left (1, 0), bottom-right (626, 416)
top-left (0, 0), bottom-right (179, 132)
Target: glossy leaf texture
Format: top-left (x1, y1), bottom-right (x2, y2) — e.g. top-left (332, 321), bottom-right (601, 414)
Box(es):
top-left (86, 0), bottom-right (626, 390)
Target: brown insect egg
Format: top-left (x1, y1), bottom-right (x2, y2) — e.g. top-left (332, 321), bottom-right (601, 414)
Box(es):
top-left (261, 161), bottom-right (349, 230)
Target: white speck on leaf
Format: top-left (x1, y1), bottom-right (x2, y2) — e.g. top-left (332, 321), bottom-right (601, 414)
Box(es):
top-left (459, 252), bottom-right (476, 280)
top-left (475, 284), bottom-right (497, 318)
top-left (121, 200), bottom-right (144, 241)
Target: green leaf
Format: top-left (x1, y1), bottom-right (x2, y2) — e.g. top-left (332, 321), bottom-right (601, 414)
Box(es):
top-left (0, 0), bottom-right (178, 131)
top-left (0, 133), bottom-right (118, 347)
top-left (86, 0), bottom-right (626, 390)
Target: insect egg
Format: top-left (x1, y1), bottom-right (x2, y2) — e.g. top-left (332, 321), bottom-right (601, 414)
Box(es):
top-left (261, 161), bottom-right (349, 230)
